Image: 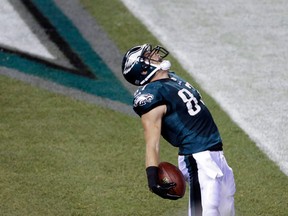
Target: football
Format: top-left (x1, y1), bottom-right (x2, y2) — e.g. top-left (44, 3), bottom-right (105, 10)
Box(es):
top-left (158, 162), bottom-right (186, 198)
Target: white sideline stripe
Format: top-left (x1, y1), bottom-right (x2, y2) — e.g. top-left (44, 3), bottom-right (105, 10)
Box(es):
top-left (120, 0), bottom-right (288, 176)
top-left (0, 0), bottom-right (55, 59)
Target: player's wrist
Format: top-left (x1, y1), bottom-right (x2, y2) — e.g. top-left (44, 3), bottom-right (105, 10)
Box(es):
top-left (146, 166), bottom-right (158, 189)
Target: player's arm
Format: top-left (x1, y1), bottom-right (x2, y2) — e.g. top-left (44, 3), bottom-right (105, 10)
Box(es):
top-left (141, 105), bottom-right (180, 200)
top-left (141, 105), bottom-right (165, 168)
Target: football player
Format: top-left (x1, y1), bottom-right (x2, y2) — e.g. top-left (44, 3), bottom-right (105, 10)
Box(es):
top-left (122, 44), bottom-right (236, 216)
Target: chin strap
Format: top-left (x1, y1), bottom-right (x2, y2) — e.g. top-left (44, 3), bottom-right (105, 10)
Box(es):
top-left (140, 60), bottom-right (172, 85)
top-left (139, 65), bottom-right (161, 85)
top-left (160, 60), bottom-right (171, 70)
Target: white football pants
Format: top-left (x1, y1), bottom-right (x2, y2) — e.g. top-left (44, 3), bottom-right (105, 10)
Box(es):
top-left (178, 151), bottom-right (236, 216)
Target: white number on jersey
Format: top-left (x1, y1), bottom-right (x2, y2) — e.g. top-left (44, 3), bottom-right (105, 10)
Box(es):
top-left (178, 88), bottom-right (201, 116)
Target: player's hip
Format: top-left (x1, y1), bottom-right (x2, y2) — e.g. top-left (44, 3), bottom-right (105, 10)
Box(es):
top-left (178, 150), bottom-right (233, 181)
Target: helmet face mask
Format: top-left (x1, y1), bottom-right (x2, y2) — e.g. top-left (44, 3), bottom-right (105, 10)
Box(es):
top-left (141, 45), bottom-right (169, 67)
top-left (122, 44), bottom-right (169, 86)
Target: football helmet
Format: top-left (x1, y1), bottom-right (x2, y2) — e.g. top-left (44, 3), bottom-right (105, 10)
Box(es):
top-left (121, 44), bottom-right (170, 86)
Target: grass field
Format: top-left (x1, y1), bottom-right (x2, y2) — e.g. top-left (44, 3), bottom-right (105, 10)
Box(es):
top-left (0, 0), bottom-right (288, 215)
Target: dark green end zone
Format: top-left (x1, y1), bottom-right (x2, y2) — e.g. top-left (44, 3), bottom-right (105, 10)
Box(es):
top-left (0, 0), bottom-right (132, 105)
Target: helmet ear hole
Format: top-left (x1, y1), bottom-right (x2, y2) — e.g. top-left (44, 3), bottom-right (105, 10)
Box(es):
top-left (142, 63), bottom-right (149, 70)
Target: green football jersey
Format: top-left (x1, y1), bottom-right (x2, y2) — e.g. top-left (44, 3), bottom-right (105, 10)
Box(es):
top-left (133, 72), bottom-right (222, 155)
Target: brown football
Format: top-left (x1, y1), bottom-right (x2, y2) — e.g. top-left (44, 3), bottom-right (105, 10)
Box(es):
top-left (158, 162), bottom-right (186, 198)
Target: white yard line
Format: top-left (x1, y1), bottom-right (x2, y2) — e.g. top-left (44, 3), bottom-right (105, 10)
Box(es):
top-left (120, 0), bottom-right (288, 175)
top-left (0, 0), bottom-right (54, 59)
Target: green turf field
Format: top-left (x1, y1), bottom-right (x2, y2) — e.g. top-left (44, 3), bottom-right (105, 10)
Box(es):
top-left (0, 0), bottom-right (287, 215)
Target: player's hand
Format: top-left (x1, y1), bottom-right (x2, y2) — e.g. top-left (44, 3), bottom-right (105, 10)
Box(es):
top-left (150, 182), bottom-right (181, 200)
top-left (146, 166), bottom-right (181, 200)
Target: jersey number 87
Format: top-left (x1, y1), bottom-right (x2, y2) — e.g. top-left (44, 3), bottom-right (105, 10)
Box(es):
top-left (178, 88), bottom-right (201, 116)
